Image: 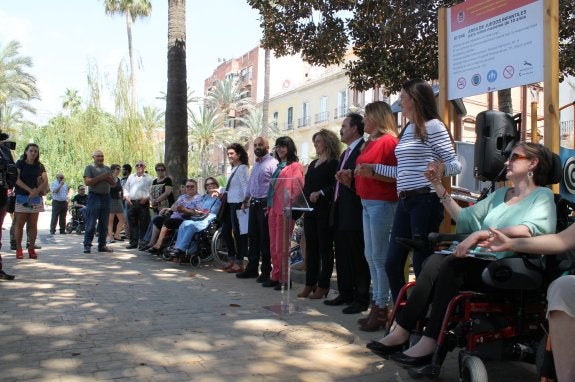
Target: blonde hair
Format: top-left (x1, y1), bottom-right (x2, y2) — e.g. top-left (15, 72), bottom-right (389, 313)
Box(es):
top-left (364, 101), bottom-right (398, 139)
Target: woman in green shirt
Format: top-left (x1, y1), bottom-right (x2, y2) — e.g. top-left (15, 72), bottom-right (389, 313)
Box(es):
top-left (368, 142), bottom-right (556, 367)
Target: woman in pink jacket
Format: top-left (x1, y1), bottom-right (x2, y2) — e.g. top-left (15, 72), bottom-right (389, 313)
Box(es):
top-left (263, 136), bottom-right (304, 291)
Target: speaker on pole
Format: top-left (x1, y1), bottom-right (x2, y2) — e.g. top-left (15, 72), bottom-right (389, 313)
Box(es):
top-left (474, 110), bottom-right (520, 181)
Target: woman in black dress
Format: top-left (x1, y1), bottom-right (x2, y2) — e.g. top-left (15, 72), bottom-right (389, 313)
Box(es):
top-left (298, 129), bottom-right (341, 299)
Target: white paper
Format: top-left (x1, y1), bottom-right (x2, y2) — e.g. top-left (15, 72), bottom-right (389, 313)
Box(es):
top-left (236, 208), bottom-right (249, 235)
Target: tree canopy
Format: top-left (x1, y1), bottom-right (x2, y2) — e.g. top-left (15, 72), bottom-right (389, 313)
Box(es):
top-left (248, 0), bottom-right (575, 93)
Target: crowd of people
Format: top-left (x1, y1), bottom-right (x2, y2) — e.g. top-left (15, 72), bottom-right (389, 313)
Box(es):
top-left (0, 78), bottom-right (572, 379)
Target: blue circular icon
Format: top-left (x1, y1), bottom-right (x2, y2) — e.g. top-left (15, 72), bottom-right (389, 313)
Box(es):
top-left (487, 70), bottom-right (497, 83)
top-left (471, 74), bottom-right (481, 86)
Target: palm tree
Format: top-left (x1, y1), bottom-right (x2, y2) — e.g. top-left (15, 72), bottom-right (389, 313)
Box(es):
top-left (205, 78), bottom-right (253, 126)
top-left (61, 88), bottom-right (82, 114)
top-left (188, 106), bottom-right (234, 180)
top-left (0, 40), bottom-right (39, 125)
top-left (237, 105), bottom-right (279, 144)
top-left (104, 0), bottom-right (152, 107)
top-left (165, 0), bottom-right (188, 187)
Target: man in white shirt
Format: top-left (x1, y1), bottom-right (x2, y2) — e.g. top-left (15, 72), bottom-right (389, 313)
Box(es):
top-left (123, 160), bottom-right (153, 249)
top-left (49, 173), bottom-right (69, 234)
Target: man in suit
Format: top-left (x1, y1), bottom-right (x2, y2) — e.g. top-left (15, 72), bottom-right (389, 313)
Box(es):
top-left (324, 113), bottom-right (371, 314)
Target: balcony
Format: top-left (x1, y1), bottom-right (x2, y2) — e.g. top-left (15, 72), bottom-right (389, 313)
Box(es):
top-left (298, 116), bottom-right (311, 128)
top-left (283, 121), bottom-right (294, 131)
top-left (314, 111), bottom-right (329, 124)
top-left (334, 106), bottom-right (348, 120)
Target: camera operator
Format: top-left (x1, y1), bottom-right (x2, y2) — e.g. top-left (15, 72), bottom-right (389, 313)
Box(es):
top-left (0, 132), bottom-right (16, 280)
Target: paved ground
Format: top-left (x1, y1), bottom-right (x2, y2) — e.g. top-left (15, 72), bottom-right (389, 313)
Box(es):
top-left (0, 210), bottom-right (539, 381)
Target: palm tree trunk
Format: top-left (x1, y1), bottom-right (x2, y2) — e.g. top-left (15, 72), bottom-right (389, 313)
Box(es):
top-left (125, 10), bottom-right (137, 109)
top-left (166, 0), bottom-right (188, 187)
top-left (498, 88), bottom-right (513, 114)
top-left (262, 48), bottom-right (271, 137)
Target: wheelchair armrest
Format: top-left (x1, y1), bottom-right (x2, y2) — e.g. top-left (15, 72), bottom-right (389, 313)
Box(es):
top-left (481, 255), bottom-right (544, 290)
top-left (396, 232), bottom-right (470, 252)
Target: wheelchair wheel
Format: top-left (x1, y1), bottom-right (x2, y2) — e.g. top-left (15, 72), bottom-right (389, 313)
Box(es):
top-left (459, 354), bottom-right (488, 382)
top-left (190, 255), bottom-right (201, 267)
top-left (65, 222), bottom-right (74, 234)
top-left (210, 228), bottom-right (230, 267)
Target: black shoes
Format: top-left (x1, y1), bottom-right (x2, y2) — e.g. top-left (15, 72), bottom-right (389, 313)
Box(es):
top-left (366, 340), bottom-right (409, 358)
top-left (83, 246), bottom-right (91, 254)
top-left (0, 270), bottom-right (15, 280)
top-left (342, 302), bottom-right (369, 314)
top-left (324, 295), bottom-right (353, 306)
top-left (98, 246), bottom-right (113, 253)
top-left (168, 249), bottom-right (185, 258)
top-left (236, 270), bottom-right (258, 279)
top-left (256, 274), bottom-right (270, 283)
top-left (389, 351), bottom-right (433, 367)
top-left (126, 244), bottom-right (138, 249)
top-left (147, 247), bottom-right (160, 255)
top-left (262, 279), bottom-right (280, 288)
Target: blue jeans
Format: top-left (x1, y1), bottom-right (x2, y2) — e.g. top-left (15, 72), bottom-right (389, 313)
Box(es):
top-left (174, 216), bottom-right (214, 253)
top-left (83, 192), bottom-right (111, 248)
top-left (362, 199), bottom-right (397, 307)
top-left (385, 192), bottom-right (444, 303)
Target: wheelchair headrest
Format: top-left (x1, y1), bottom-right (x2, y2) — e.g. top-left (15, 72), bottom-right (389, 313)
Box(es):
top-left (482, 256), bottom-right (543, 290)
top-left (544, 151), bottom-right (562, 185)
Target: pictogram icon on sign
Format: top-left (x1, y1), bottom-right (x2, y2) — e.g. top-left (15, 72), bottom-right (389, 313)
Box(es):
top-left (487, 70), bottom-right (497, 82)
top-left (503, 65), bottom-right (514, 79)
top-left (471, 74), bottom-right (481, 86)
top-left (457, 77), bottom-right (466, 89)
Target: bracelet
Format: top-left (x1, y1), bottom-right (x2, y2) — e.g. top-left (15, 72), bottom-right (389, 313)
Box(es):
top-left (438, 189), bottom-right (451, 203)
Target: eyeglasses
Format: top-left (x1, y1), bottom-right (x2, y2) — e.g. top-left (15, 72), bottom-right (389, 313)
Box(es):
top-left (185, 185), bottom-right (196, 188)
top-left (155, 168), bottom-right (165, 171)
top-left (136, 164), bottom-right (145, 168)
top-left (205, 182), bottom-right (217, 187)
top-left (508, 153), bottom-right (530, 162)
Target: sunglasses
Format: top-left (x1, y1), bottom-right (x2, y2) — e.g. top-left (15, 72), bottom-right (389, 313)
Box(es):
top-left (508, 153), bottom-right (530, 162)
top-left (136, 164), bottom-right (145, 168)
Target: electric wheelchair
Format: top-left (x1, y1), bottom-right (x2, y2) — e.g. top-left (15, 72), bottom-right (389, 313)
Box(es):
top-left (386, 152), bottom-right (573, 381)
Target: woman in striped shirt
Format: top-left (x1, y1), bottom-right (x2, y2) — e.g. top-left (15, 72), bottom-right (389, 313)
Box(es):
top-left (367, 79), bottom-right (462, 302)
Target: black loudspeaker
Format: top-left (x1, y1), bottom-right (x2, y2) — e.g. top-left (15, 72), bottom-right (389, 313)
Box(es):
top-left (474, 110), bottom-right (520, 181)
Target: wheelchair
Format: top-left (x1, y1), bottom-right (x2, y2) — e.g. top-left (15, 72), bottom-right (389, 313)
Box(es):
top-left (159, 218), bottom-right (226, 267)
top-left (65, 207), bottom-right (85, 234)
top-left (388, 152), bottom-right (573, 381)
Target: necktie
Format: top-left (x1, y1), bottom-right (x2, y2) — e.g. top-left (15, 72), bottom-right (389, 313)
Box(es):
top-left (334, 147), bottom-right (351, 202)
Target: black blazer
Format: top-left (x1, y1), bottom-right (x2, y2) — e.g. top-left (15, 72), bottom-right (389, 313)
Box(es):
top-left (330, 139), bottom-right (364, 231)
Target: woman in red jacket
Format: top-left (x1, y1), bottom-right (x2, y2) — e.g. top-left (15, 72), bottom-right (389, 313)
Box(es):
top-left (354, 101), bottom-right (399, 331)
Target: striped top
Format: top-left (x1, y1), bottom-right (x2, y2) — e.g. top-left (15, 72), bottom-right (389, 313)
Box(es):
top-left (374, 119), bottom-right (461, 192)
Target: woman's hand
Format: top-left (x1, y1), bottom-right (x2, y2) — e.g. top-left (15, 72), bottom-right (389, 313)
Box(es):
top-left (424, 161), bottom-right (444, 185)
top-left (309, 191), bottom-right (321, 203)
top-left (454, 230), bottom-right (490, 257)
top-left (355, 163), bottom-right (374, 178)
top-left (480, 227), bottom-right (513, 252)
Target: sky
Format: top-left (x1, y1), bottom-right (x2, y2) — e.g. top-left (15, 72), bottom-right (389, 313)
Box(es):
top-left (0, 1), bottom-right (263, 124)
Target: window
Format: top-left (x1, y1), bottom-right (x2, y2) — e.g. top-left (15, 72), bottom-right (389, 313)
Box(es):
top-left (286, 107), bottom-right (293, 130)
top-left (272, 111), bottom-right (279, 129)
top-left (299, 101), bottom-right (310, 127)
top-left (316, 96), bottom-right (328, 123)
top-left (336, 90), bottom-right (347, 119)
